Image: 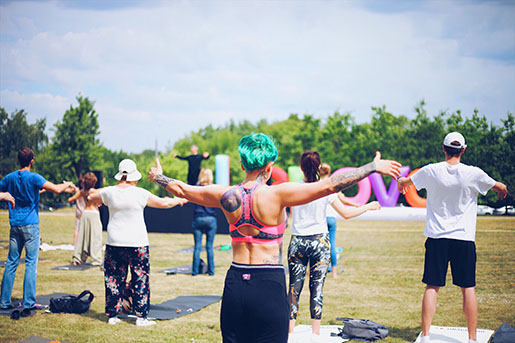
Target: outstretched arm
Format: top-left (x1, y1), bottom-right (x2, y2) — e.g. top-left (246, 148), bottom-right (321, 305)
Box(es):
top-left (68, 190), bottom-right (82, 203)
top-left (337, 193), bottom-right (361, 207)
top-left (149, 158), bottom-right (228, 208)
top-left (0, 192), bottom-right (15, 208)
top-left (273, 151), bottom-right (401, 208)
top-left (146, 195), bottom-right (188, 209)
top-left (492, 182), bottom-right (508, 201)
top-left (331, 200), bottom-right (380, 219)
top-left (42, 181), bottom-right (75, 194)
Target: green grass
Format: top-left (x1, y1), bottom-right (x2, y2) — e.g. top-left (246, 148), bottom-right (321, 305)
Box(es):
top-left (0, 211), bottom-right (514, 343)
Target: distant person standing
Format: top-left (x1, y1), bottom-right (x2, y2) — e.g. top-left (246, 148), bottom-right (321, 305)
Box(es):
top-left (397, 132), bottom-right (508, 343)
top-left (0, 148), bottom-right (74, 311)
top-left (174, 145), bottom-right (210, 185)
top-left (68, 177), bottom-right (86, 245)
top-left (191, 168), bottom-right (217, 276)
top-left (70, 172), bottom-right (102, 266)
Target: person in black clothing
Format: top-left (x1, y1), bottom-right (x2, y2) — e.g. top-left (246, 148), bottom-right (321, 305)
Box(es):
top-left (174, 145), bottom-right (210, 185)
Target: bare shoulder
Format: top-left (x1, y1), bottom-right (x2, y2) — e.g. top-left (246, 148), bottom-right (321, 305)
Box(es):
top-left (220, 185), bottom-right (241, 212)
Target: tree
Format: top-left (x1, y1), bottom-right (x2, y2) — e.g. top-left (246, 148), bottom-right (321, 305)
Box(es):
top-left (50, 95), bottom-right (101, 181)
top-left (0, 108), bottom-right (47, 178)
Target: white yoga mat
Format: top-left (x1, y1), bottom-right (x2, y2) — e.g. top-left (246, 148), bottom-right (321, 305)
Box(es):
top-left (291, 325), bottom-right (348, 342)
top-left (414, 326), bottom-right (494, 343)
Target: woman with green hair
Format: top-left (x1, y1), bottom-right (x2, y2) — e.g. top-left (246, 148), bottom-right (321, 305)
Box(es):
top-left (149, 133), bottom-right (401, 343)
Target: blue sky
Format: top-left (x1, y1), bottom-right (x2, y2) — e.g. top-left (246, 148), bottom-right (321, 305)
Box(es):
top-left (1, 0), bottom-right (514, 153)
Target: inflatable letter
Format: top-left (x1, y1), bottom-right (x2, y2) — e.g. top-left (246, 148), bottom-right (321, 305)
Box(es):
top-left (271, 166), bottom-right (289, 185)
top-left (215, 154), bottom-right (230, 186)
top-left (404, 168), bottom-right (426, 208)
top-left (368, 166), bottom-right (410, 207)
top-left (332, 167), bottom-right (372, 206)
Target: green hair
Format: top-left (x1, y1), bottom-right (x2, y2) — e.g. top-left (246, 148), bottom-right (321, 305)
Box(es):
top-left (238, 133), bottom-right (278, 171)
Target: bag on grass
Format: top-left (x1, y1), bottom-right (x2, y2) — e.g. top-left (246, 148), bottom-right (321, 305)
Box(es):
top-left (334, 317), bottom-right (389, 341)
top-left (49, 290), bottom-right (94, 314)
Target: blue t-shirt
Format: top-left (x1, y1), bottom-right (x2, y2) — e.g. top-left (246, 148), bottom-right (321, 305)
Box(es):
top-left (0, 170), bottom-right (47, 226)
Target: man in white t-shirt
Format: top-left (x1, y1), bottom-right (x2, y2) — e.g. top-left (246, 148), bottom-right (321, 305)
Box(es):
top-left (397, 132), bottom-right (508, 343)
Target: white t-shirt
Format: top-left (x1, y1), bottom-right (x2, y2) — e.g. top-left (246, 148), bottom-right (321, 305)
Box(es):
top-left (99, 185), bottom-right (152, 247)
top-left (411, 161), bottom-right (495, 242)
top-left (291, 182), bottom-right (338, 236)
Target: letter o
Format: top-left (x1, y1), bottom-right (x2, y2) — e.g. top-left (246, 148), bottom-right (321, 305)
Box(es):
top-left (332, 167), bottom-right (372, 205)
top-left (405, 168), bottom-right (426, 208)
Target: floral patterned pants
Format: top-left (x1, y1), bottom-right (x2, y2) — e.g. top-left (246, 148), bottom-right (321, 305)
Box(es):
top-left (104, 245), bottom-right (150, 318)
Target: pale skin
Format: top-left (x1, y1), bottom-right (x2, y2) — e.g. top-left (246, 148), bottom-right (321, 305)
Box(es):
top-left (397, 146), bottom-right (508, 341)
top-left (149, 151), bottom-right (400, 266)
top-left (0, 192), bottom-right (15, 208)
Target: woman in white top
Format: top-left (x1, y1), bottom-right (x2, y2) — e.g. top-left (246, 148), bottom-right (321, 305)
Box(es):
top-left (89, 159), bottom-right (187, 327)
top-left (288, 151), bottom-right (380, 342)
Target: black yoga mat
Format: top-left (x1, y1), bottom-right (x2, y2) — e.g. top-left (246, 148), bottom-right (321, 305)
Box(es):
top-left (52, 263), bottom-right (99, 271)
top-left (0, 293), bottom-right (68, 315)
top-left (119, 295), bottom-right (221, 320)
top-left (159, 264), bottom-right (193, 274)
top-left (1, 258), bottom-right (46, 267)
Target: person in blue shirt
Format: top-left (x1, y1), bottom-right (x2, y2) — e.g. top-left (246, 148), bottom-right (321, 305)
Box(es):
top-left (0, 147), bottom-right (74, 311)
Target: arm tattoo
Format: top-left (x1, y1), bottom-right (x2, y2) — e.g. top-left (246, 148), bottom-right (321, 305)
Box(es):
top-left (330, 161), bottom-right (376, 192)
top-left (155, 174), bottom-right (175, 189)
top-left (220, 187), bottom-right (241, 212)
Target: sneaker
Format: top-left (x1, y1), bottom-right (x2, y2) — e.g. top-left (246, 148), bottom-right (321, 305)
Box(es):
top-left (108, 317), bottom-right (121, 325)
top-left (420, 336), bottom-right (431, 343)
top-left (20, 308), bottom-right (36, 317)
top-left (288, 332), bottom-right (301, 343)
top-left (136, 317), bottom-right (156, 326)
top-left (311, 333), bottom-right (322, 343)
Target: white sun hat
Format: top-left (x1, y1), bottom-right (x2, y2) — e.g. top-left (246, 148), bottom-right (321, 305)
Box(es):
top-left (114, 159), bottom-right (142, 181)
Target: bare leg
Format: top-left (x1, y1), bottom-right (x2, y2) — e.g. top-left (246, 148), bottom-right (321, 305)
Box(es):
top-left (462, 287), bottom-right (477, 341)
top-left (289, 319), bottom-right (296, 334)
top-left (311, 318), bottom-right (321, 335)
top-left (422, 285), bottom-right (440, 336)
top-left (332, 269), bottom-right (338, 279)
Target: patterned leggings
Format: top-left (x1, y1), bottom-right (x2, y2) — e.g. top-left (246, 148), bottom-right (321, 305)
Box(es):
top-left (288, 233), bottom-right (330, 320)
top-left (104, 245), bottom-right (150, 318)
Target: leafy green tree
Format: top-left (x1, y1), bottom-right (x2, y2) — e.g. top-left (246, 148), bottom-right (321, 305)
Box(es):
top-left (0, 108), bottom-right (47, 178)
top-left (49, 95), bottom-right (101, 181)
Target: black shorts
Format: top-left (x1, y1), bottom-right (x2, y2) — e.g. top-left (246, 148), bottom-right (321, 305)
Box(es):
top-left (220, 263), bottom-right (289, 343)
top-left (422, 237), bottom-right (476, 288)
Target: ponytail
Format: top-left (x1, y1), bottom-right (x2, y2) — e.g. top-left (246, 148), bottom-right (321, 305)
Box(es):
top-left (300, 151), bottom-right (321, 183)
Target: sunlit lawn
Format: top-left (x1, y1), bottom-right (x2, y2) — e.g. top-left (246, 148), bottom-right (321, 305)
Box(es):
top-left (0, 210), bottom-right (513, 343)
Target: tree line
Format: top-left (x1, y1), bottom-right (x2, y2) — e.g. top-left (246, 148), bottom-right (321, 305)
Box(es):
top-left (1, 96), bottom-right (513, 208)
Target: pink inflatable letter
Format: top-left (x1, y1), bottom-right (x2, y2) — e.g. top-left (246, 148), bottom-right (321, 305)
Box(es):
top-left (332, 167), bottom-right (372, 206)
top-left (368, 166), bottom-right (410, 207)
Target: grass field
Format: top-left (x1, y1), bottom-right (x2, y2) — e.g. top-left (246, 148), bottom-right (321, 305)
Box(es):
top-left (0, 211), bottom-right (514, 343)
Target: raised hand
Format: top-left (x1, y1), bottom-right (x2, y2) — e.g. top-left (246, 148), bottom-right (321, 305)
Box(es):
top-left (373, 151), bottom-right (401, 179)
top-left (149, 157), bottom-right (163, 183)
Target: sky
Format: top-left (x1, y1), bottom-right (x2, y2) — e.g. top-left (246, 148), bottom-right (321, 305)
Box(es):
top-left (1, 0), bottom-right (514, 153)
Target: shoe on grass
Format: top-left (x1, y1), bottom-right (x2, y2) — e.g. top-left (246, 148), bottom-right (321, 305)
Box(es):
top-left (20, 308), bottom-right (36, 317)
top-left (108, 316), bottom-right (121, 325)
top-left (136, 317), bottom-right (156, 326)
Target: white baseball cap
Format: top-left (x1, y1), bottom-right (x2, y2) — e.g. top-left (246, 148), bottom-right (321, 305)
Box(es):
top-left (114, 159), bottom-right (142, 181)
top-left (443, 132), bottom-right (467, 149)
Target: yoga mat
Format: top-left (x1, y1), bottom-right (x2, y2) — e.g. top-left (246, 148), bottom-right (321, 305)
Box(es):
top-left (159, 264), bottom-right (218, 275)
top-left (291, 325), bottom-right (347, 342)
top-left (1, 258), bottom-right (46, 267)
top-left (18, 337), bottom-right (71, 343)
top-left (52, 263), bottom-right (100, 271)
top-left (119, 295), bottom-right (221, 320)
top-left (414, 326), bottom-right (494, 343)
top-left (0, 293), bottom-right (68, 315)
top-left (175, 246), bottom-right (205, 253)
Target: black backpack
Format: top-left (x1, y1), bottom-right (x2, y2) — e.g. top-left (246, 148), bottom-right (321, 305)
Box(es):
top-left (49, 290), bottom-right (94, 314)
top-left (333, 317), bottom-right (389, 341)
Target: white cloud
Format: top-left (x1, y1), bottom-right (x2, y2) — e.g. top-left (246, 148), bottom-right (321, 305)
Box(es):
top-left (0, 1), bottom-right (514, 152)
